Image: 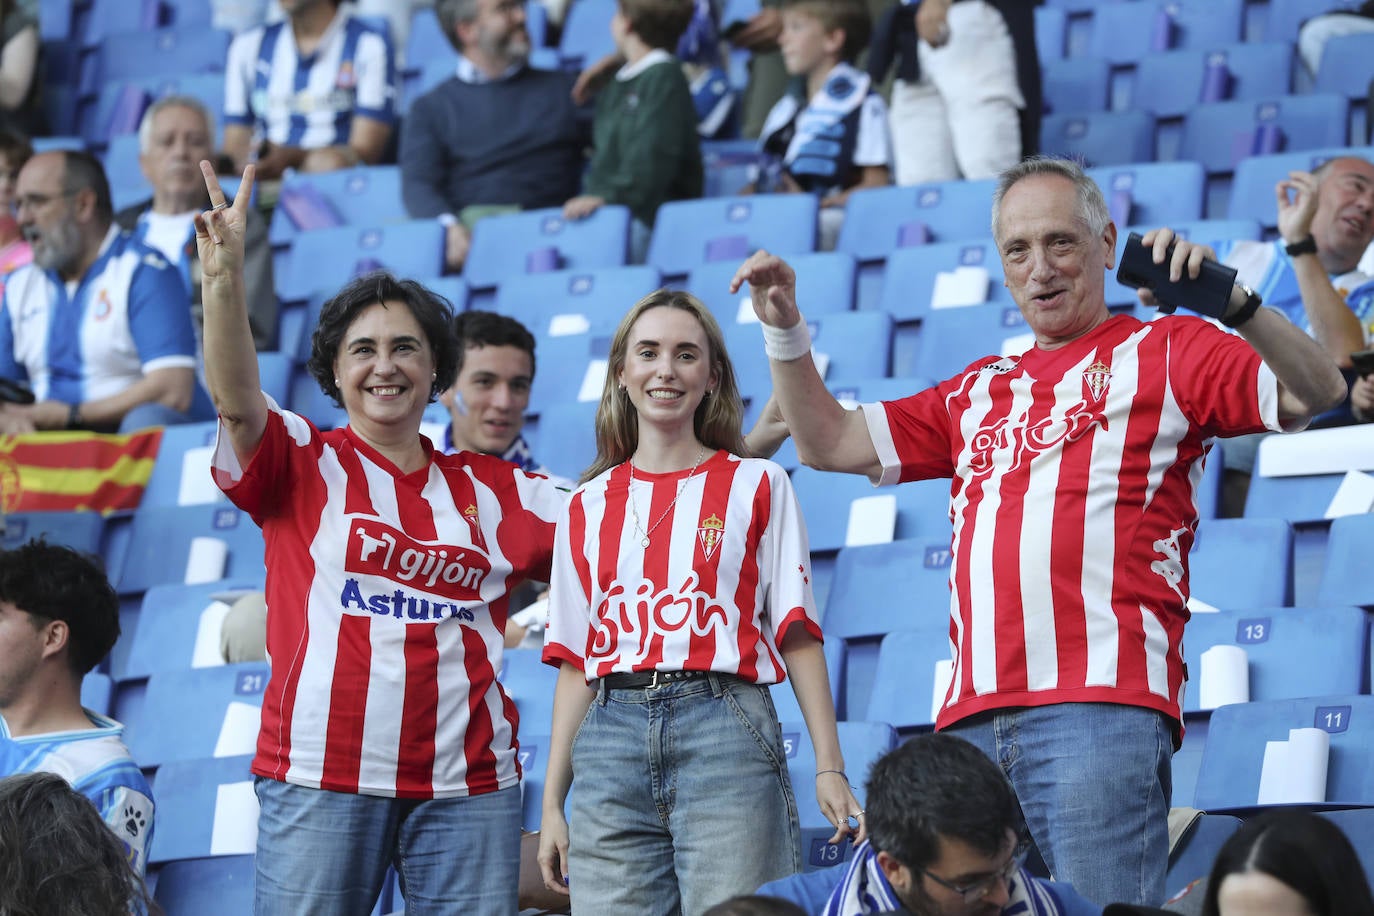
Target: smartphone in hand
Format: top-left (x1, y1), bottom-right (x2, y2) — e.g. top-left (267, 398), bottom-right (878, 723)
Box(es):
top-left (1351, 349), bottom-right (1374, 378)
top-left (1117, 232), bottom-right (1238, 320)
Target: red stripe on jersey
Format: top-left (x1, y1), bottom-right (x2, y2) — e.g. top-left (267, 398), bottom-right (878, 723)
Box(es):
top-left (686, 456), bottom-right (738, 672)
top-left (730, 467), bottom-right (770, 681)
top-left (335, 435), bottom-right (378, 517)
top-left (639, 467), bottom-right (679, 672)
top-left (1047, 378), bottom-right (1094, 690)
top-left (988, 373), bottom-right (1040, 694)
top-left (460, 625), bottom-right (501, 794)
top-left (320, 613), bottom-right (372, 792)
top-left (594, 468), bottom-right (636, 669)
top-left (393, 469), bottom-right (440, 795)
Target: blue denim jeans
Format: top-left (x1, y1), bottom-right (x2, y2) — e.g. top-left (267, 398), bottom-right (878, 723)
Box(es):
top-left (943, 703), bottom-right (1173, 907)
top-left (567, 674), bottom-right (802, 915)
top-left (253, 777), bottom-right (521, 916)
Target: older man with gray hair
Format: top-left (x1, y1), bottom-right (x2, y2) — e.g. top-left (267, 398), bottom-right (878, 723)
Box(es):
top-left (115, 95), bottom-right (277, 351)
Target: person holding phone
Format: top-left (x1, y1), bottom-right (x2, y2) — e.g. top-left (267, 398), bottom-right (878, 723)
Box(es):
top-left (732, 156), bottom-right (1346, 906)
top-left (1351, 350), bottom-right (1374, 422)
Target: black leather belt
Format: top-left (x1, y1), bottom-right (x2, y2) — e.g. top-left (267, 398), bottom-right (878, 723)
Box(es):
top-left (601, 670), bottom-right (712, 690)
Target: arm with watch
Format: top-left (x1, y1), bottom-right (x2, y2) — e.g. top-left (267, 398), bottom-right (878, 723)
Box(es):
top-left (1276, 169), bottom-right (1366, 368)
top-left (1123, 227), bottom-right (1347, 427)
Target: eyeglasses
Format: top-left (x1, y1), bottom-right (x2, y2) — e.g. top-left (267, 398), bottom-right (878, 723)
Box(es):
top-left (10, 189), bottom-right (78, 216)
top-left (919, 841), bottom-right (1029, 903)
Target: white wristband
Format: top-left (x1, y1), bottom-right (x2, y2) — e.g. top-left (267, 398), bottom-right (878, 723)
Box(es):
top-left (761, 318), bottom-right (812, 362)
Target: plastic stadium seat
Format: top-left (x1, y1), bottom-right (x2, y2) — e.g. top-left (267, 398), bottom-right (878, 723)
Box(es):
top-left (558, 0), bottom-right (616, 68)
top-left (268, 166), bottom-right (406, 249)
top-left (701, 139), bottom-right (766, 199)
top-left (465, 206), bottom-right (632, 293)
top-left (495, 265), bottom-right (661, 338)
top-left (149, 754), bottom-right (256, 864)
top-left (501, 647), bottom-right (559, 738)
top-left (82, 672), bottom-right (115, 716)
top-left (866, 628), bottom-right (961, 733)
top-left (1180, 94), bottom-right (1350, 177)
top-left (1321, 809), bottom-right (1374, 880)
top-left (526, 400), bottom-right (598, 482)
top-left (153, 855), bottom-right (256, 914)
top-left (826, 376), bottom-right (935, 405)
top-left (1042, 57), bottom-right (1111, 115)
top-left (1229, 146), bottom-right (1374, 229)
top-left (83, 26), bottom-right (229, 95)
top-left (104, 132), bottom-right (151, 209)
top-left (1167, 815), bottom-right (1242, 899)
top-left (791, 470), bottom-right (954, 557)
top-left (839, 180), bottom-right (997, 265)
top-left (648, 195), bottom-right (817, 281)
top-left (1040, 110), bottom-right (1156, 168)
top-left (688, 252), bottom-right (855, 328)
top-left (79, 72), bottom-right (225, 148)
top-left (1088, 161), bottom-right (1207, 229)
top-left (256, 352), bottom-right (292, 408)
top-left (1188, 517), bottom-right (1293, 610)
top-left (123, 581), bottom-right (265, 680)
top-left (141, 421), bottom-right (224, 509)
top-left (518, 731), bottom-right (553, 831)
top-left (1316, 515), bottom-right (1374, 608)
top-left (115, 505), bottom-right (265, 596)
top-left (1131, 43), bottom-right (1293, 119)
top-left (404, 6), bottom-right (455, 75)
top-left (1180, 606), bottom-right (1368, 715)
top-left (80, 0), bottom-right (163, 47)
top-left (1244, 459), bottom-right (1347, 525)
top-left (725, 311), bottom-right (892, 405)
top-left (910, 303), bottom-right (1032, 382)
top-left (277, 220), bottom-right (447, 303)
top-left (1266, 0), bottom-right (1361, 43)
top-left (526, 332), bottom-right (610, 415)
top-left (782, 721), bottom-right (896, 870)
top-left (1193, 695), bottom-right (1374, 811)
top-left (1316, 32), bottom-right (1374, 98)
top-left (124, 662), bottom-right (269, 767)
top-left (1088, 0), bottom-right (1244, 66)
top-left (1044, 0), bottom-right (1107, 11)
top-left (1035, 6), bottom-right (1067, 62)
top-left (876, 240), bottom-right (1010, 323)
top-left (0, 510), bottom-right (104, 555)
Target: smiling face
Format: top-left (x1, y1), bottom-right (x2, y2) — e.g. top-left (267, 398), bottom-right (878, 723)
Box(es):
top-left (332, 301), bottom-right (436, 436)
top-left (1311, 156), bottom-right (1374, 274)
top-left (616, 305), bottom-right (718, 434)
top-left (444, 343), bottom-right (532, 456)
top-left (997, 173), bottom-right (1116, 350)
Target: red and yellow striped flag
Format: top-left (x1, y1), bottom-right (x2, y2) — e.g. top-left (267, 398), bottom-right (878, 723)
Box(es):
top-left (0, 429), bottom-right (163, 513)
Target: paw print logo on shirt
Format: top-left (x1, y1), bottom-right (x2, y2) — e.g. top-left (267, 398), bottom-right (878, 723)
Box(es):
top-left (123, 805), bottom-right (147, 838)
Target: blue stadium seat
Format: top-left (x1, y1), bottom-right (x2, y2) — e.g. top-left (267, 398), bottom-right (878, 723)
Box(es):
top-left (866, 628), bottom-right (960, 733)
top-left (39, 1), bottom-right (74, 41)
top-left (256, 352), bottom-right (292, 409)
top-left (825, 376), bottom-right (935, 405)
top-left (123, 581), bottom-right (265, 680)
top-left (0, 510), bottom-right (104, 555)
top-left (404, 6), bottom-right (455, 75)
top-left (287, 368), bottom-right (348, 430)
top-left (269, 166), bottom-right (407, 249)
top-left (1193, 694), bottom-right (1374, 811)
top-left (1042, 57), bottom-right (1111, 115)
top-left (526, 332), bottom-right (609, 416)
top-left (876, 239), bottom-right (1010, 323)
top-left (1320, 809), bottom-right (1374, 881)
top-left (1131, 43), bottom-right (1293, 119)
top-left (1229, 146), bottom-right (1374, 229)
top-left (104, 132), bottom-right (151, 211)
top-left (141, 421), bottom-right (224, 509)
top-left (79, 72), bottom-right (226, 148)
top-left (1180, 606), bottom-right (1368, 715)
top-left (421, 275), bottom-right (469, 312)
top-left (526, 400), bottom-right (598, 482)
top-left (518, 731), bottom-right (553, 831)
top-left (701, 139), bottom-right (765, 199)
top-left (152, 855), bottom-right (256, 914)
top-left (1244, 473), bottom-right (1346, 525)
top-left (909, 303), bottom-right (1031, 382)
top-left (1266, 0), bottom-right (1361, 43)
top-left (465, 206), bottom-right (632, 294)
top-left (79, 0), bottom-right (162, 47)
top-left (648, 195), bottom-right (817, 281)
top-left (1040, 110), bottom-right (1156, 168)
top-left (495, 265), bottom-right (661, 338)
top-left (277, 220), bottom-right (447, 304)
top-left (82, 672), bottom-right (115, 716)
top-left (1316, 32), bottom-right (1374, 98)
top-left (501, 647), bottom-right (559, 738)
top-left (83, 26), bottom-right (229, 96)
top-left (782, 720), bottom-right (896, 871)
top-left (159, 0), bottom-right (215, 28)
top-left (838, 180), bottom-right (997, 264)
top-left (1088, 161), bottom-right (1207, 230)
top-left (1167, 815), bottom-right (1242, 898)
top-left (1034, 6), bottom-right (1067, 62)
top-left (124, 663), bottom-right (269, 767)
top-left (1088, 0), bottom-right (1244, 65)
top-left (1180, 94), bottom-right (1350, 177)
top-left (1316, 514), bottom-right (1374, 608)
top-left (688, 252), bottom-right (855, 328)
top-left (558, 0), bottom-right (616, 68)
top-left (149, 754), bottom-right (256, 864)
top-left (725, 311), bottom-right (892, 404)
top-left (115, 505), bottom-right (265, 596)
top-left (1189, 517), bottom-right (1293, 609)
top-left (788, 474), bottom-right (954, 557)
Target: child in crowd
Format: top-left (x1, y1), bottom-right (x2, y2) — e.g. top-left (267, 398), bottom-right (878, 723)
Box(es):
top-left (562, 0), bottom-right (704, 260)
top-left (748, 0), bottom-right (891, 247)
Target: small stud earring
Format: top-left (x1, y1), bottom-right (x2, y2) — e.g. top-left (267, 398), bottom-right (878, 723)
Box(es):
top-left (334, 378), bottom-right (341, 388)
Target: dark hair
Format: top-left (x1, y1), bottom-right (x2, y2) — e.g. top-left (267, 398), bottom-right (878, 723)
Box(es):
top-left (619, 0), bottom-right (697, 51)
top-left (780, 0), bottom-right (871, 63)
top-left (436, 0), bottom-right (481, 50)
top-left (453, 310), bottom-right (537, 378)
top-left (1201, 810), bottom-right (1374, 916)
top-left (0, 129), bottom-right (33, 170)
top-left (0, 772), bottom-right (159, 916)
top-left (702, 896), bottom-right (809, 916)
top-left (0, 540), bottom-right (118, 676)
top-left (58, 150), bottom-right (114, 224)
top-left (307, 272), bottom-right (461, 409)
top-left (865, 734), bottom-right (1020, 872)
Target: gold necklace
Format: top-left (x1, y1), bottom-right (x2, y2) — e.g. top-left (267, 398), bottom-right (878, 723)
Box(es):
top-left (628, 446), bottom-right (708, 548)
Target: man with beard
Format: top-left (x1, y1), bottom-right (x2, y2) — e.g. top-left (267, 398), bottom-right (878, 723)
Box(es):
top-left (0, 150), bottom-right (204, 433)
top-left (400, 0), bottom-right (590, 272)
top-left (116, 96), bottom-right (277, 351)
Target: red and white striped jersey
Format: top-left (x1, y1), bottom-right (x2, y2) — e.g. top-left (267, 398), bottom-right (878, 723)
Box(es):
top-left (863, 315), bottom-right (1284, 732)
top-left (543, 451), bottom-right (822, 682)
top-left (211, 402), bottom-right (562, 799)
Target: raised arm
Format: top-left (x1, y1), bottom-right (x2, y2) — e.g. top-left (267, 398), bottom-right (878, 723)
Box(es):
top-left (197, 161), bottom-right (268, 464)
top-left (730, 251), bottom-right (881, 478)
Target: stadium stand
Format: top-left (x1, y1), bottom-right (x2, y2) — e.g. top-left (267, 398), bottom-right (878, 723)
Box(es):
top-left (648, 194), bottom-right (818, 282)
top-left (465, 206), bottom-right (633, 301)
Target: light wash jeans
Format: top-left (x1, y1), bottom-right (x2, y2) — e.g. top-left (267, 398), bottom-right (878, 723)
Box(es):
top-left (944, 703), bottom-right (1173, 907)
top-left (253, 777), bottom-right (521, 916)
top-left (568, 674), bottom-right (802, 915)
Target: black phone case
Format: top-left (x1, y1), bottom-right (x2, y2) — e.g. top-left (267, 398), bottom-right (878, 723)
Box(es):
top-left (1351, 349), bottom-right (1374, 378)
top-left (1116, 232), bottom-right (1238, 319)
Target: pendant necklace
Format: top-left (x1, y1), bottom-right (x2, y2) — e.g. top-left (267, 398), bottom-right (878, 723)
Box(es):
top-left (628, 446), bottom-right (708, 548)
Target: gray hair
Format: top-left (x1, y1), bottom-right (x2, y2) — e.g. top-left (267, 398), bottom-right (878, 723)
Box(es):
top-left (137, 95), bottom-right (215, 154)
top-left (436, 0), bottom-right (482, 48)
top-left (990, 156), bottom-right (1112, 243)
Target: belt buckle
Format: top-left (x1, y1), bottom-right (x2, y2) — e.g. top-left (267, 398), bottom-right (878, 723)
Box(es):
top-left (649, 670), bottom-right (662, 689)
